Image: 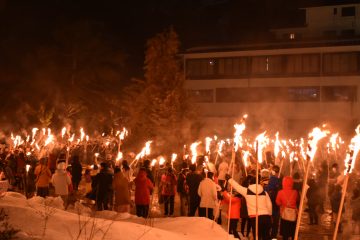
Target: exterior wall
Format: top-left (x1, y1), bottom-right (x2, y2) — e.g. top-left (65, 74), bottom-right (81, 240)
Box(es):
top-left (184, 45), bottom-right (360, 135)
top-left (272, 4), bottom-right (360, 39)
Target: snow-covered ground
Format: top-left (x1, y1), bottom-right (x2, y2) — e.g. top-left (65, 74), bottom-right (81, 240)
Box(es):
top-left (0, 192), bottom-right (234, 240)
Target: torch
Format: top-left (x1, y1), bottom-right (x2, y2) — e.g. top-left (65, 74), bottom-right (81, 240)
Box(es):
top-left (294, 127), bottom-right (328, 240)
top-left (332, 125), bottom-right (360, 240)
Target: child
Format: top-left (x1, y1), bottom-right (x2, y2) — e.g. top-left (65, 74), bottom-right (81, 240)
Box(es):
top-left (222, 190), bottom-right (241, 239)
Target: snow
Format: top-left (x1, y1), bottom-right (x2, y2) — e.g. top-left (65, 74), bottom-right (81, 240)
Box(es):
top-left (0, 193), bottom-right (234, 240)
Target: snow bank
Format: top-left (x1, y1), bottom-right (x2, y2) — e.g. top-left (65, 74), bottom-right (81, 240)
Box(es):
top-left (0, 193), bottom-right (234, 240)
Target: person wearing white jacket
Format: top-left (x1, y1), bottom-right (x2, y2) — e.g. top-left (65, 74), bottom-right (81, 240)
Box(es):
top-left (198, 172), bottom-right (218, 220)
top-left (51, 162), bottom-right (71, 209)
top-left (217, 160), bottom-right (229, 189)
top-left (226, 173), bottom-right (272, 240)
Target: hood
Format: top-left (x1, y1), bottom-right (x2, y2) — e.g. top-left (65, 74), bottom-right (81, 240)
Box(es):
top-left (248, 184), bottom-right (264, 194)
top-left (282, 176), bottom-right (294, 190)
top-left (267, 176), bottom-right (280, 190)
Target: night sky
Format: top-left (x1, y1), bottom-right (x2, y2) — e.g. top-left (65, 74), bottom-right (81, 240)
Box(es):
top-left (0, 0), bottom-right (359, 79)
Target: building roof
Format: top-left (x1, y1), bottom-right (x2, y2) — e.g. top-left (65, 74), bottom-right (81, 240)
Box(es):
top-left (185, 38), bottom-right (360, 54)
top-left (300, 0), bottom-right (360, 8)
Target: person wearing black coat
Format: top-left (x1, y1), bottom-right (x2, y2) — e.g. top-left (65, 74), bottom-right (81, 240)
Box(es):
top-left (307, 178), bottom-right (321, 225)
top-left (186, 164), bottom-right (203, 216)
top-left (93, 162), bottom-right (113, 211)
top-left (71, 156), bottom-right (82, 191)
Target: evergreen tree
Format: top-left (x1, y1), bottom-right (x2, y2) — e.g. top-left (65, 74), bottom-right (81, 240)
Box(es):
top-left (122, 27), bottom-right (198, 152)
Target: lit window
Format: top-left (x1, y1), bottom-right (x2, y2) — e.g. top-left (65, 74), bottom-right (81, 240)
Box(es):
top-left (290, 33), bottom-right (295, 40)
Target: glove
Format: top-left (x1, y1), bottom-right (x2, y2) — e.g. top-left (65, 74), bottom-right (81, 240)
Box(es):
top-left (225, 173), bottom-right (231, 181)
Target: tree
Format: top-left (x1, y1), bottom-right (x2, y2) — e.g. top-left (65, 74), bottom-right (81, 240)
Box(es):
top-left (122, 27), bottom-right (198, 153)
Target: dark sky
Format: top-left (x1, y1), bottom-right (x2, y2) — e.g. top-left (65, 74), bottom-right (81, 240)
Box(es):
top-left (0, 0), bottom-right (359, 78)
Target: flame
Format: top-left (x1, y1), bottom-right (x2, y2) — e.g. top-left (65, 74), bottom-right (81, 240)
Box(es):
top-left (25, 164), bottom-right (31, 173)
top-left (32, 128), bottom-right (38, 139)
top-left (116, 152), bottom-right (123, 162)
top-left (159, 156), bottom-right (166, 165)
top-left (44, 133), bottom-right (54, 146)
top-left (190, 141), bottom-right (201, 164)
top-left (330, 133), bottom-right (339, 151)
top-left (171, 153), bottom-right (177, 162)
top-left (68, 134), bottom-right (75, 143)
top-left (307, 127), bottom-right (329, 162)
top-left (42, 128), bottom-right (46, 135)
top-left (255, 131), bottom-right (267, 163)
top-left (86, 135), bottom-right (89, 142)
top-left (344, 125), bottom-right (360, 174)
top-left (274, 132), bottom-right (281, 159)
top-left (234, 122), bottom-right (246, 151)
top-left (61, 127), bottom-right (67, 139)
top-left (242, 150), bottom-right (250, 167)
top-left (217, 140), bottom-right (225, 156)
top-left (135, 140), bottom-right (153, 160)
top-left (205, 137), bottom-right (212, 154)
top-left (151, 159), bottom-right (157, 167)
top-left (290, 151), bottom-right (296, 162)
top-left (119, 127), bottom-right (128, 140)
top-left (80, 128), bottom-right (85, 141)
top-left (281, 150), bottom-right (286, 158)
top-left (94, 153), bottom-right (99, 158)
top-left (214, 135), bottom-right (218, 141)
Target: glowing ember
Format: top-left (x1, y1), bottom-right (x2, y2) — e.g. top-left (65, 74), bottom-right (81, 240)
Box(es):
top-left (190, 141), bottom-right (201, 164)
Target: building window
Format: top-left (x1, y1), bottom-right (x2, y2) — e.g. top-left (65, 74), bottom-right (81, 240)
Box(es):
top-left (287, 87), bottom-right (320, 102)
top-left (341, 6), bottom-right (355, 17)
top-left (323, 52), bottom-right (360, 74)
top-left (186, 59), bottom-right (218, 78)
top-left (341, 29), bottom-right (355, 37)
top-left (321, 86), bottom-right (357, 102)
top-left (323, 30), bottom-right (337, 37)
top-left (251, 55), bottom-right (283, 75)
top-left (289, 33), bottom-right (295, 40)
top-left (334, 8), bottom-right (337, 15)
top-left (188, 89), bottom-right (214, 103)
top-left (216, 88), bottom-right (248, 102)
top-left (218, 57), bottom-right (248, 76)
top-left (285, 54), bottom-right (320, 75)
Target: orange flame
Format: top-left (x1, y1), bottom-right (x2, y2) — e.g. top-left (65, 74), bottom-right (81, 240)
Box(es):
top-left (307, 127), bottom-right (329, 162)
top-left (190, 141), bottom-right (201, 164)
top-left (344, 125), bottom-right (360, 174)
top-left (255, 131), bottom-right (267, 164)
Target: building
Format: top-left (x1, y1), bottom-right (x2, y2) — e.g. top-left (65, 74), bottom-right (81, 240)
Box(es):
top-left (183, 2), bottom-right (360, 136)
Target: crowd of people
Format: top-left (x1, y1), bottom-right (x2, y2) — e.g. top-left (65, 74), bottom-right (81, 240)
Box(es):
top-left (0, 147), bottom-right (360, 240)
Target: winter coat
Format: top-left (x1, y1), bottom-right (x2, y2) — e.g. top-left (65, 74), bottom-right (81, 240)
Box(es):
top-left (218, 161), bottom-right (229, 180)
top-left (134, 169), bottom-right (154, 205)
top-left (93, 169), bottom-right (113, 197)
top-left (112, 172), bottom-right (131, 205)
top-left (228, 178), bottom-right (272, 217)
top-left (265, 175), bottom-right (281, 215)
top-left (306, 179), bottom-right (321, 207)
top-left (276, 176), bottom-right (299, 213)
top-left (51, 169), bottom-right (72, 196)
top-left (331, 186), bottom-right (343, 213)
top-left (34, 164), bottom-right (52, 188)
top-left (351, 196), bottom-right (360, 221)
top-left (198, 178), bottom-right (217, 208)
top-left (177, 169), bottom-right (188, 194)
top-left (161, 173), bottom-right (177, 196)
top-left (222, 191), bottom-right (241, 219)
top-left (186, 172), bottom-right (203, 199)
top-left (71, 161), bottom-right (82, 183)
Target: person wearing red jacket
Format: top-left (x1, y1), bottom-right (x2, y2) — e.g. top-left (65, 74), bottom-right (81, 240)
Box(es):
top-left (160, 167), bottom-right (177, 217)
top-left (276, 176), bottom-right (299, 240)
top-left (222, 191), bottom-right (241, 239)
top-left (134, 167), bottom-right (154, 218)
